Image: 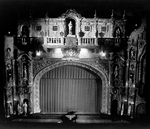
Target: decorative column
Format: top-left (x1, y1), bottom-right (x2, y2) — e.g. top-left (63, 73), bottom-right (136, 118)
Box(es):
top-left (4, 36), bottom-right (14, 118)
top-left (28, 51), bottom-right (33, 114)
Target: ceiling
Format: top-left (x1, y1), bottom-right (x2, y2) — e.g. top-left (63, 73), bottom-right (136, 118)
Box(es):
top-left (1, 0), bottom-right (149, 17)
top-left (0, 0), bottom-right (149, 35)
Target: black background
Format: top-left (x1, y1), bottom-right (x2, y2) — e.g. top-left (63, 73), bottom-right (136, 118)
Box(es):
top-left (0, 0), bottom-right (150, 128)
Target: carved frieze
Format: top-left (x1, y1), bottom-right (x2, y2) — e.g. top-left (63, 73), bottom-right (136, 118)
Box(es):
top-left (60, 9), bottom-right (82, 19)
top-left (61, 46), bottom-right (81, 60)
top-left (113, 19), bottom-right (126, 38)
top-left (110, 55), bottom-right (126, 87)
top-left (16, 53), bottom-right (32, 87)
top-left (33, 60), bottom-right (58, 77)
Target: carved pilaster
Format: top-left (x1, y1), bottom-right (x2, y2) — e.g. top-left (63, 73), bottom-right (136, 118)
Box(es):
top-left (113, 19), bottom-right (126, 38)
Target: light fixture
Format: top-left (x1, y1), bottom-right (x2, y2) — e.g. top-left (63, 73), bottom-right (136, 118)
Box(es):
top-left (99, 51), bottom-right (106, 57)
top-left (36, 51), bottom-right (41, 56)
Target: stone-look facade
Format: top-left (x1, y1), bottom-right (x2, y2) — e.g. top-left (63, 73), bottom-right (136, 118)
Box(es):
top-left (4, 9), bottom-right (146, 119)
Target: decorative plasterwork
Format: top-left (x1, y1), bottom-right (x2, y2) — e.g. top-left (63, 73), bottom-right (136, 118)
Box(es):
top-left (113, 19), bottom-right (126, 38)
top-left (61, 46), bottom-right (81, 60)
top-left (32, 59), bottom-right (109, 78)
top-left (61, 36), bottom-right (81, 60)
top-left (33, 60), bottom-right (58, 77)
top-left (60, 9), bottom-right (82, 19)
top-left (110, 55), bottom-right (125, 87)
top-left (32, 60), bottom-right (110, 114)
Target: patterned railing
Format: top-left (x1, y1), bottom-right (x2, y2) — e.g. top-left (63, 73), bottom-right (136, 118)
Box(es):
top-left (80, 38), bottom-right (97, 45)
top-left (97, 38), bottom-right (127, 47)
top-left (46, 37), bottom-right (63, 45)
top-left (15, 37), bottom-right (127, 49)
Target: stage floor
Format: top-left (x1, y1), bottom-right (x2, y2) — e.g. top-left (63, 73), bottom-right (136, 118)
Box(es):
top-left (8, 113), bottom-right (129, 124)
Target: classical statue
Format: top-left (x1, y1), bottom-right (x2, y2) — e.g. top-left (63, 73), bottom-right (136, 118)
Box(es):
top-left (17, 103), bottom-right (22, 115)
top-left (23, 102), bottom-right (28, 116)
top-left (23, 64), bottom-right (28, 80)
top-left (9, 102), bottom-right (13, 115)
top-left (7, 63), bottom-right (12, 82)
top-left (114, 65), bottom-right (119, 78)
top-left (68, 21), bottom-right (73, 35)
top-left (115, 28), bottom-right (121, 38)
top-left (130, 48), bottom-right (135, 60)
top-left (6, 48), bottom-right (11, 60)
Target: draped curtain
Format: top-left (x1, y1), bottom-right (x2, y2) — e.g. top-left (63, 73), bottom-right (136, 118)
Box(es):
top-left (40, 65), bottom-right (102, 114)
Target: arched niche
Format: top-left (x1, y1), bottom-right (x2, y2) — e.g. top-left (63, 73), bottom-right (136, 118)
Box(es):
top-left (65, 17), bottom-right (76, 36)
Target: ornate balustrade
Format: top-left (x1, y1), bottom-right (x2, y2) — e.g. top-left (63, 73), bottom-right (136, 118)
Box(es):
top-left (97, 38), bottom-right (127, 47)
top-left (14, 37), bottom-right (127, 51)
top-left (15, 37), bottom-right (43, 45)
top-left (46, 37), bottom-right (63, 45)
top-left (80, 38), bottom-right (97, 45)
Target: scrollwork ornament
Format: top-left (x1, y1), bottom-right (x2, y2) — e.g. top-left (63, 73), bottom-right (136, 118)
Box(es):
top-left (33, 60), bottom-right (58, 76)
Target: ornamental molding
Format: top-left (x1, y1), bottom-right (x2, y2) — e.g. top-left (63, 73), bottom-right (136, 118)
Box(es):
top-left (61, 36), bottom-right (81, 60)
top-left (33, 60), bottom-right (58, 77)
top-left (60, 9), bottom-right (82, 19)
top-left (32, 59), bottom-right (109, 78)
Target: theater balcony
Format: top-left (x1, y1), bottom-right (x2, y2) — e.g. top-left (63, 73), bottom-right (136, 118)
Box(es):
top-left (14, 37), bottom-right (127, 52)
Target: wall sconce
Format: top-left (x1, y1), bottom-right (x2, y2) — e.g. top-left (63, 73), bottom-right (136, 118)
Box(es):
top-left (36, 51), bottom-right (41, 56)
top-left (99, 51), bottom-right (106, 57)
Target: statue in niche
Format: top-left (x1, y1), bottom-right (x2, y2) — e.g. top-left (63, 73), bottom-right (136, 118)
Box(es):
top-left (130, 64), bottom-right (135, 72)
top-left (120, 101), bottom-right (124, 116)
top-left (9, 102), bottom-right (13, 115)
top-left (23, 101), bottom-right (28, 116)
top-left (6, 106), bottom-right (10, 117)
top-left (114, 64), bottom-right (119, 78)
top-left (22, 25), bottom-right (29, 37)
top-left (130, 48), bottom-right (136, 60)
top-left (115, 27), bottom-right (121, 38)
top-left (17, 103), bottom-right (22, 115)
top-left (129, 73), bottom-right (134, 85)
top-left (112, 88), bottom-right (118, 99)
top-left (6, 102), bottom-right (11, 117)
top-left (68, 21), bottom-right (73, 35)
top-left (128, 103), bottom-right (133, 118)
top-left (6, 63), bottom-right (12, 83)
top-left (23, 64), bottom-right (28, 80)
top-left (6, 48), bottom-right (11, 60)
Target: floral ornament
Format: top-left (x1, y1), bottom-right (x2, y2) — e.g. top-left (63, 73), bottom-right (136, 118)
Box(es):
top-left (99, 32), bottom-right (104, 38)
top-left (79, 31), bottom-right (84, 37)
top-left (60, 32), bottom-right (64, 36)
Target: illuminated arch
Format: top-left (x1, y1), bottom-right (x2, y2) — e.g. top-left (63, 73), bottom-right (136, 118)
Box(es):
top-left (31, 61), bottom-right (110, 114)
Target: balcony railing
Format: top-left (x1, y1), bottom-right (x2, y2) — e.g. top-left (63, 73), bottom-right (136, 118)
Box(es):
top-left (97, 38), bottom-right (126, 46)
top-left (15, 37), bottom-right (127, 49)
top-left (80, 38), bottom-right (97, 45)
top-left (46, 37), bottom-right (63, 45)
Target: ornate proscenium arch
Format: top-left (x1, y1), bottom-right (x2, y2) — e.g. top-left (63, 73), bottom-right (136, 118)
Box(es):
top-left (31, 61), bottom-right (110, 114)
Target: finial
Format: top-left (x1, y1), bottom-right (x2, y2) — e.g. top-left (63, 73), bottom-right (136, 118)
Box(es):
top-left (111, 9), bottom-right (114, 19)
top-left (94, 10), bottom-right (97, 18)
top-left (123, 10), bottom-right (126, 19)
top-left (45, 12), bottom-right (49, 19)
top-left (29, 9), bottom-right (32, 19)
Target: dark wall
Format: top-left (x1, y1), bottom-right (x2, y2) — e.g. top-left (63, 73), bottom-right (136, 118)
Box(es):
top-left (145, 10), bottom-right (150, 120)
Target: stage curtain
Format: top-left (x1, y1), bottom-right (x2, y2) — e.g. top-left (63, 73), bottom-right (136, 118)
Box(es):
top-left (40, 65), bottom-right (102, 114)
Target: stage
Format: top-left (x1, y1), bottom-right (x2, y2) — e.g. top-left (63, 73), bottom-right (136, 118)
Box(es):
top-left (8, 113), bottom-right (129, 124)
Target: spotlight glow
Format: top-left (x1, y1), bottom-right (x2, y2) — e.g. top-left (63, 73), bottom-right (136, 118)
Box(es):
top-left (36, 51), bottom-right (41, 56)
top-left (100, 51), bottom-right (106, 57)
